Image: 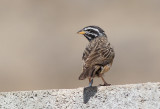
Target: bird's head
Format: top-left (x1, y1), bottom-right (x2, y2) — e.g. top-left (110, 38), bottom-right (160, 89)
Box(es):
top-left (77, 26), bottom-right (106, 41)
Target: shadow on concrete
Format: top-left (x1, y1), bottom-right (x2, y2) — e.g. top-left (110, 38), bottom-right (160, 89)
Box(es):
top-left (83, 86), bottom-right (98, 104)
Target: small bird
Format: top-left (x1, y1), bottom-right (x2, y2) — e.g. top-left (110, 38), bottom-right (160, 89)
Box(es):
top-left (77, 26), bottom-right (115, 87)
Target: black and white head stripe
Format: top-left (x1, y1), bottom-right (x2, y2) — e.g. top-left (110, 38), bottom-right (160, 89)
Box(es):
top-left (82, 26), bottom-right (106, 41)
top-left (83, 26), bottom-right (104, 33)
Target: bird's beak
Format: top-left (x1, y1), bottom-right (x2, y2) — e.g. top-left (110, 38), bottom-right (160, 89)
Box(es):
top-left (77, 30), bottom-right (86, 35)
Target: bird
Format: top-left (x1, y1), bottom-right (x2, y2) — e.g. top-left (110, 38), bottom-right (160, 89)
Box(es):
top-left (77, 26), bottom-right (115, 87)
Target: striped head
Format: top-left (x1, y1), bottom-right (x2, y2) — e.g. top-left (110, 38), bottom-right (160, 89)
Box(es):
top-left (77, 26), bottom-right (106, 41)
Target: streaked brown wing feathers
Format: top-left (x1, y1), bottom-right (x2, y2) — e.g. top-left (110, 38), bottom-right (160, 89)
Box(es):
top-left (79, 37), bottom-right (115, 80)
top-left (85, 42), bottom-right (114, 66)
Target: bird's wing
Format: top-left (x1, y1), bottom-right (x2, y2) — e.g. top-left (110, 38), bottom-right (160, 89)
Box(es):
top-left (85, 42), bottom-right (114, 67)
top-left (79, 41), bottom-right (115, 80)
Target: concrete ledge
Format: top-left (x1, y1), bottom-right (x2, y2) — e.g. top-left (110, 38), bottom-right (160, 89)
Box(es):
top-left (0, 82), bottom-right (160, 108)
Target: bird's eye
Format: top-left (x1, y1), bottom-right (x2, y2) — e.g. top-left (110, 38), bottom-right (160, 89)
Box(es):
top-left (87, 29), bottom-right (91, 32)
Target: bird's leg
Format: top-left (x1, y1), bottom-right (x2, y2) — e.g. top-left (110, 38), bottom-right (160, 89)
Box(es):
top-left (99, 76), bottom-right (111, 86)
top-left (89, 78), bottom-right (93, 87)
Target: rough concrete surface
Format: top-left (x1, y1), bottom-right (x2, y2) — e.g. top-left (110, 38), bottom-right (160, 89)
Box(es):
top-left (0, 82), bottom-right (160, 109)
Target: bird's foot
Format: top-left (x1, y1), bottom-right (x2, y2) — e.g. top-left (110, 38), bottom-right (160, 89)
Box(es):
top-left (99, 83), bottom-right (111, 86)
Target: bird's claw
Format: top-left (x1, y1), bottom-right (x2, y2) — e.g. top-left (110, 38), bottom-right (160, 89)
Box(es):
top-left (99, 83), bottom-right (111, 86)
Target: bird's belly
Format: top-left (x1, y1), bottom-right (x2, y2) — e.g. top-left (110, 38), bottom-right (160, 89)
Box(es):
top-left (100, 64), bottom-right (112, 75)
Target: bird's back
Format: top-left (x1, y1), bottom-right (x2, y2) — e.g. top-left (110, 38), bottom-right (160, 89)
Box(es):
top-left (79, 36), bottom-right (115, 80)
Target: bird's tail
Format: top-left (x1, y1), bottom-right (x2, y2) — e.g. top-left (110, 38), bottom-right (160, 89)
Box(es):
top-left (79, 66), bottom-right (101, 80)
top-left (79, 72), bottom-right (87, 80)
top-left (79, 67), bottom-right (90, 80)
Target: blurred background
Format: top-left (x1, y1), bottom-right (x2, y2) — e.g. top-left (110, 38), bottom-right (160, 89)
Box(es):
top-left (0, 0), bottom-right (160, 92)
